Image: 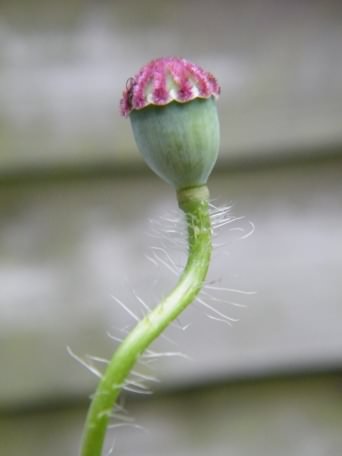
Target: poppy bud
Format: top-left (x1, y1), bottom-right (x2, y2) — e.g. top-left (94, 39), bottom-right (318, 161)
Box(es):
top-left (120, 57), bottom-right (220, 190)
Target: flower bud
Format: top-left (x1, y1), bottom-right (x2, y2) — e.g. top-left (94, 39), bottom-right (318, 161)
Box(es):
top-left (120, 57), bottom-right (220, 190)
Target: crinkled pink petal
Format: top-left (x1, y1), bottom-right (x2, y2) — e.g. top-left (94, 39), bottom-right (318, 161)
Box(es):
top-left (120, 57), bottom-right (220, 117)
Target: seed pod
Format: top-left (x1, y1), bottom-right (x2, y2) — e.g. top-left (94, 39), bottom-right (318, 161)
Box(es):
top-left (120, 57), bottom-right (220, 190)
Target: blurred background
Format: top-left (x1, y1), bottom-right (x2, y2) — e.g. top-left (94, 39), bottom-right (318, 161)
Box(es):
top-left (1, 1), bottom-right (342, 455)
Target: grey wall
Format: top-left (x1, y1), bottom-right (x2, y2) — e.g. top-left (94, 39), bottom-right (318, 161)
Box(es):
top-left (1, 1), bottom-right (342, 455)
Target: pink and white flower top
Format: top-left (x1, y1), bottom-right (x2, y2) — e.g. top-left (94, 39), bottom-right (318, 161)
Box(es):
top-left (120, 57), bottom-right (220, 117)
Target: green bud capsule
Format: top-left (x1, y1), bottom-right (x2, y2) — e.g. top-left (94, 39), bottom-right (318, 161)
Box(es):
top-left (120, 57), bottom-right (221, 190)
top-left (129, 97), bottom-right (219, 189)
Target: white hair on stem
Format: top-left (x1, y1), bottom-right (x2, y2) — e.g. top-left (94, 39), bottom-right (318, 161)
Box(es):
top-left (106, 332), bottom-right (125, 343)
top-left (201, 289), bottom-right (248, 308)
top-left (204, 284), bottom-right (256, 295)
top-left (149, 247), bottom-right (179, 276)
top-left (122, 381), bottom-right (153, 395)
top-left (111, 295), bottom-right (140, 322)
top-left (141, 348), bottom-right (191, 362)
top-left (66, 348), bottom-right (159, 397)
top-left (67, 346), bottom-right (103, 379)
top-left (131, 289), bottom-right (152, 313)
top-left (86, 355), bottom-right (109, 365)
top-left (75, 200), bottom-right (255, 455)
top-left (196, 297), bottom-right (239, 325)
top-left (108, 423), bottom-right (146, 431)
top-left (147, 210), bottom-right (187, 249)
top-left (106, 436), bottom-right (117, 456)
top-left (150, 245), bottom-right (182, 275)
top-left (71, 202), bottom-right (254, 382)
top-left (111, 202), bottom-right (255, 341)
top-left (209, 202), bottom-right (255, 242)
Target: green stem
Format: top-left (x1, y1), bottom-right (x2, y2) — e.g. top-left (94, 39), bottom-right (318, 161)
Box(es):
top-left (80, 185), bottom-right (212, 456)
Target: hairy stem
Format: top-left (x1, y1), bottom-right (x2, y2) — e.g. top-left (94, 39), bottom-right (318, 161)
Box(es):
top-left (80, 185), bottom-right (212, 456)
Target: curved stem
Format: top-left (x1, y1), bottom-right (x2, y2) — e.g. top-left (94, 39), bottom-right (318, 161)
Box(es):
top-left (80, 185), bottom-right (212, 456)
